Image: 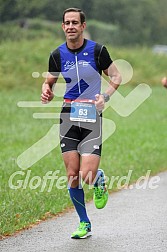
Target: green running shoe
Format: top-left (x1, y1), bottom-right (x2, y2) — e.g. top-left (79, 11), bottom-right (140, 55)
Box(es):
top-left (71, 222), bottom-right (91, 239)
top-left (93, 169), bottom-right (108, 209)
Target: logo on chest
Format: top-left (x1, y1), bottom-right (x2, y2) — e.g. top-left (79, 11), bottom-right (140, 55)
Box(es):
top-left (64, 60), bottom-right (91, 71)
top-left (64, 61), bottom-right (75, 71)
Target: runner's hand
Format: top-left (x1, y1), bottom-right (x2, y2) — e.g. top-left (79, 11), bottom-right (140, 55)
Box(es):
top-left (41, 84), bottom-right (54, 103)
top-left (95, 94), bottom-right (105, 111)
top-left (161, 77), bottom-right (167, 88)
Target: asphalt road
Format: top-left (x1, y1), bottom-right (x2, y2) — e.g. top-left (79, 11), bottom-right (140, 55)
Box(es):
top-left (1, 172), bottom-right (167, 252)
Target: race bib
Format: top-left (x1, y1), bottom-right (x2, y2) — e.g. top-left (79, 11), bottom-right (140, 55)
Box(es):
top-left (70, 102), bottom-right (96, 123)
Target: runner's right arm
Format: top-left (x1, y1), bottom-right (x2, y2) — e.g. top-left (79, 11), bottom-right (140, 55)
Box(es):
top-left (41, 50), bottom-right (60, 103)
top-left (41, 73), bottom-right (57, 104)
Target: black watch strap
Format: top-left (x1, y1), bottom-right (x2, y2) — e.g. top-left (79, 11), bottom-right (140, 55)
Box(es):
top-left (102, 93), bottom-right (110, 102)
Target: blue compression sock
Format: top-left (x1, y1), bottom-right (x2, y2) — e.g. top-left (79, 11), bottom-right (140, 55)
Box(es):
top-left (68, 186), bottom-right (90, 223)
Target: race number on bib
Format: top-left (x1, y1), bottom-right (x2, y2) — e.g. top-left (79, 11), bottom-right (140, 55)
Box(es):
top-left (70, 102), bottom-right (96, 123)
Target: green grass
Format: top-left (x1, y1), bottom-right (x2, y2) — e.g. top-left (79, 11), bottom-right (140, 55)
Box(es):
top-left (0, 38), bottom-right (167, 237)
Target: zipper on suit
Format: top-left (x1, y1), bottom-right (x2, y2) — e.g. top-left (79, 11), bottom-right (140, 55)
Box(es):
top-left (75, 52), bottom-right (81, 94)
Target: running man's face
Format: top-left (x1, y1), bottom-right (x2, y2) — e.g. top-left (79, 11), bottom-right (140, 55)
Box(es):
top-left (62, 12), bottom-right (86, 42)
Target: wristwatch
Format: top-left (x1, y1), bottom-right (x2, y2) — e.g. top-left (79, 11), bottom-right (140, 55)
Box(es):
top-left (102, 93), bottom-right (110, 102)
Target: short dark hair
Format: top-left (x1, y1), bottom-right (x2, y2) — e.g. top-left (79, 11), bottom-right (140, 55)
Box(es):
top-left (63, 8), bottom-right (86, 24)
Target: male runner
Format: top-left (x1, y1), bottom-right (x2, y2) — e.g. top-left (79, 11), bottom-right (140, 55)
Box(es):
top-left (41, 8), bottom-right (121, 239)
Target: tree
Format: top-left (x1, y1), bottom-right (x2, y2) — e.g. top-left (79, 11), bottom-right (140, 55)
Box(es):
top-left (0, 0), bottom-right (167, 45)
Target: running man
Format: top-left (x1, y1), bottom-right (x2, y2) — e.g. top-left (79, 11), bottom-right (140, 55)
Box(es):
top-left (41, 8), bottom-right (121, 239)
top-left (161, 76), bottom-right (167, 88)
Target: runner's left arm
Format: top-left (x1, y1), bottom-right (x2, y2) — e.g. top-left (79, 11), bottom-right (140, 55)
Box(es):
top-left (95, 46), bottom-right (122, 110)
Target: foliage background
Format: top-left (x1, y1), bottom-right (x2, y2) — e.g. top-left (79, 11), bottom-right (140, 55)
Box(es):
top-left (0, 0), bottom-right (167, 45)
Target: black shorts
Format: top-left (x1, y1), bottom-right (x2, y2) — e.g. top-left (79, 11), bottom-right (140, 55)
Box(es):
top-left (60, 102), bottom-right (102, 156)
